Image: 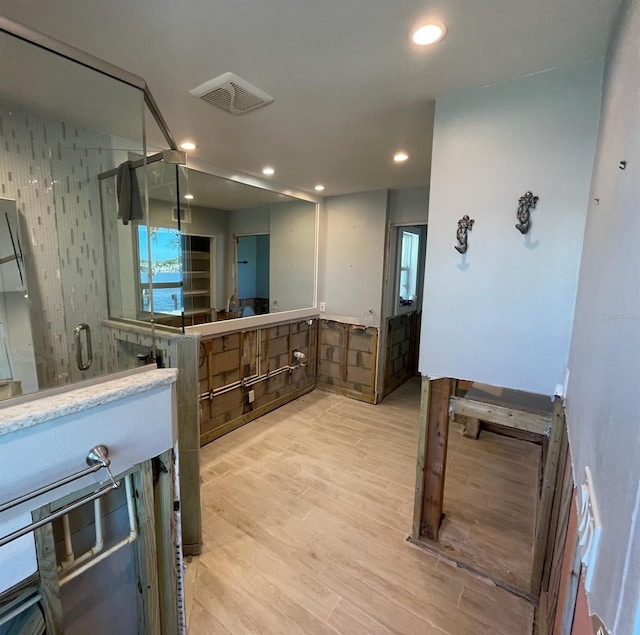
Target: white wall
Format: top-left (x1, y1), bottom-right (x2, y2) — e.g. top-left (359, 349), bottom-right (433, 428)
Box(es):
top-left (419, 59), bottom-right (603, 395)
top-left (565, 1), bottom-right (640, 631)
top-left (322, 191), bottom-right (388, 326)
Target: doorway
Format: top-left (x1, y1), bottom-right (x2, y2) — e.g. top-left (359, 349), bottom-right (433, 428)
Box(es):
top-left (234, 234), bottom-right (270, 316)
top-left (379, 223), bottom-right (427, 400)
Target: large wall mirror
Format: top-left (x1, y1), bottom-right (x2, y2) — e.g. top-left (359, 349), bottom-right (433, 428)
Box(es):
top-left (112, 163), bottom-right (319, 330)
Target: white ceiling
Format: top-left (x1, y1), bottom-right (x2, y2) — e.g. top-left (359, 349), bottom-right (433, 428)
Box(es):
top-left (0, 0), bottom-right (622, 197)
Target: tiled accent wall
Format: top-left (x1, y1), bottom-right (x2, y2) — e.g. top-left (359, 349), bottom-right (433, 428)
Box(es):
top-left (0, 107), bottom-right (115, 388)
top-left (102, 321), bottom-right (179, 372)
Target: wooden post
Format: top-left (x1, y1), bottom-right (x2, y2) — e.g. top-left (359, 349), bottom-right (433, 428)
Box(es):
top-left (542, 424), bottom-right (570, 590)
top-left (463, 417), bottom-right (480, 439)
top-left (32, 505), bottom-right (64, 634)
top-left (176, 337), bottom-right (201, 557)
top-left (531, 396), bottom-right (564, 597)
top-left (413, 377), bottom-right (454, 541)
top-left (341, 324), bottom-right (350, 381)
top-left (133, 460), bottom-right (161, 635)
top-left (412, 376), bottom-right (431, 540)
top-left (154, 450), bottom-right (179, 635)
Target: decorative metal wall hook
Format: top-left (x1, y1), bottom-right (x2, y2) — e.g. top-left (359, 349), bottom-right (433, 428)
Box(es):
top-left (455, 215), bottom-right (474, 254)
top-left (515, 191), bottom-right (539, 234)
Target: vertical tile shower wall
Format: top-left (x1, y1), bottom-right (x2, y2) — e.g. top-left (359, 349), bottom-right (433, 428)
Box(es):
top-left (0, 107), bottom-right (113, 388)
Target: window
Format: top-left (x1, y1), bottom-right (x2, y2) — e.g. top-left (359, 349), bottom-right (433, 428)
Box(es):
top-left (392, 224), bottom-right (426, 316)
top-left (138, 226), bottom-right (183, 315)
top-left (398, 229), bottom-right (420, 305)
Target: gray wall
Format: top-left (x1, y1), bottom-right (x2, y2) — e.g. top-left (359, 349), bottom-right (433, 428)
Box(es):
top-left (566, 0), bottom-right (640, 631)
top-left (419, 59), bottom-right (603, 395)
top-left (388, 186), bottom-right (429, 225)
top-left (269, 200), bottom-right (315, 311)
top-left (322, 190), bottom-right (388, 326)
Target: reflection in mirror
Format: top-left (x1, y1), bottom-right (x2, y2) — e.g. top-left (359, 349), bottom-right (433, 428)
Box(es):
top-left (0, 25), bottom-right (150, 398)
top-left (0, 198), bottom-right (37, 398)
top-left (235, 234), bottom-right (270, 317)
top-left (103, 164), bottom-right (318, 329)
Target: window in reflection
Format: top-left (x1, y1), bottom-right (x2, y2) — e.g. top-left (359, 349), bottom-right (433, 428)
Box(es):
top-left (138, 226), bottom-right (183, 315)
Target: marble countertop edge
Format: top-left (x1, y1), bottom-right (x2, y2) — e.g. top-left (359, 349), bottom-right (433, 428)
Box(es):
top-left (0, 368), bottom-right (178, 436)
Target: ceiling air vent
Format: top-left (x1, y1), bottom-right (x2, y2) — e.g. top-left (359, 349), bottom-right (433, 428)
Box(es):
top-left (189, 72), bottom-right (274, 116)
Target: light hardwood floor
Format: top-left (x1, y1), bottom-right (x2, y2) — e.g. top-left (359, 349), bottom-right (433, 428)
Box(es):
top-left (184, 378), bottom-right (535, 634)
top-left (440, 418), bottom-right (541, 592)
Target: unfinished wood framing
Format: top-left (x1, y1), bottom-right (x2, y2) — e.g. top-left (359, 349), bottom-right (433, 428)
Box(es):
top-left (199, 320), bottom-right (318, 443)
top-left (531, 397), bottom-right (567, 598)
top-left (317, 319), bottom-right (378, 403)
top-left (450, 395), bottom-right (551, 436)
top-left (153, 450), bottom-right (179, 635)
top-left (411, 376), bottom-right (431, 539)
top-left (382, 312), bottom-right (421, 399)
top-left (412, 376), bottom-right (454, 541)
top-left (25, 459), bottom-right (179, 633)
top-left (413, 376), bottom-right (568, 603)
top-left (462, 416), bottom-right (480, 439)
top-left (531, 397), bottom-right (565, 597)
top-left (535, 433), bottom-right (573, 633)
top-left (133, 460), bottom-right (162, 635)
top-left (176, 337), bottom-right (201, 556)
top-left (32, 505), bottom-right (64, 635)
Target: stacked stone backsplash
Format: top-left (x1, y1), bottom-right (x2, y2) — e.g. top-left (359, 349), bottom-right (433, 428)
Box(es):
top-left (0, 107), bottom-right (115, 388)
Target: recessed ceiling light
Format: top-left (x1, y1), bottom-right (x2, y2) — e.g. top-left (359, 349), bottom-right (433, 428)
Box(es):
top-left (262, 166), bottom-right (275, 175)
top-left (314, 184), bottom-right (325, 192)
top-left (184, 194), bottom-right (194, 200)
top-left (179, 141), bottom-right (196, 150)
top-left (394, 152), bottom-right (409, 162)
top-left (411, 22), bottom-right (447, 46)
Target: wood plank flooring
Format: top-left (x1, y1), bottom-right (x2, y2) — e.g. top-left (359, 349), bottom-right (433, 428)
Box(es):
top-left (440, 419), bottom-right (541, 592)
top-left (185, 379), bottom-right (534, 634)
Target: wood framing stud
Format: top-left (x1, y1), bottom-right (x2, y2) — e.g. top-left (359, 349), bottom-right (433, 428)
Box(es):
top-left (419, 377), bottom-right (455, 541)
top-left (133, 461), bottom-right (162, 635)
top-left (530, 396), bottom-right (565, 598)
top-left (463, 416), bottom-right (480, 439)
top-left (450, 395), bottom-right (551, 436)
top-left (33, 505), bottom-right (64, 634)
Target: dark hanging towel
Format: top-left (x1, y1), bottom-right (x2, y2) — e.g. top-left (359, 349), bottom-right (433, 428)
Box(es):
top-left (116, 160), bottom-right (144, 225)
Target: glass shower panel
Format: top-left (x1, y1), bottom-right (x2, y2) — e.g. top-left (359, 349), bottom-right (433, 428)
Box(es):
top-left (0, 27), bottom-right (149, 394)
top-left (145, 160), bottom-right (188, 330)
top-left (101, 157), bottom-right (186, 330)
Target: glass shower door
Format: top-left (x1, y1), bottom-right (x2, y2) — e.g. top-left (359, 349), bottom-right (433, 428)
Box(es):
top-left (0, 25), bottom-right (151, 394)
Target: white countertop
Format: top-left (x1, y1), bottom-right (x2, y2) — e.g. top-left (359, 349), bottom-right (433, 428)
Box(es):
top-left (0, 368), bottom-right (178, 437)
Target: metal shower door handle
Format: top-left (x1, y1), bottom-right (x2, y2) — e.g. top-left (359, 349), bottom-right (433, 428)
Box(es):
top-left (74, 323), bottom-right (93, 371)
